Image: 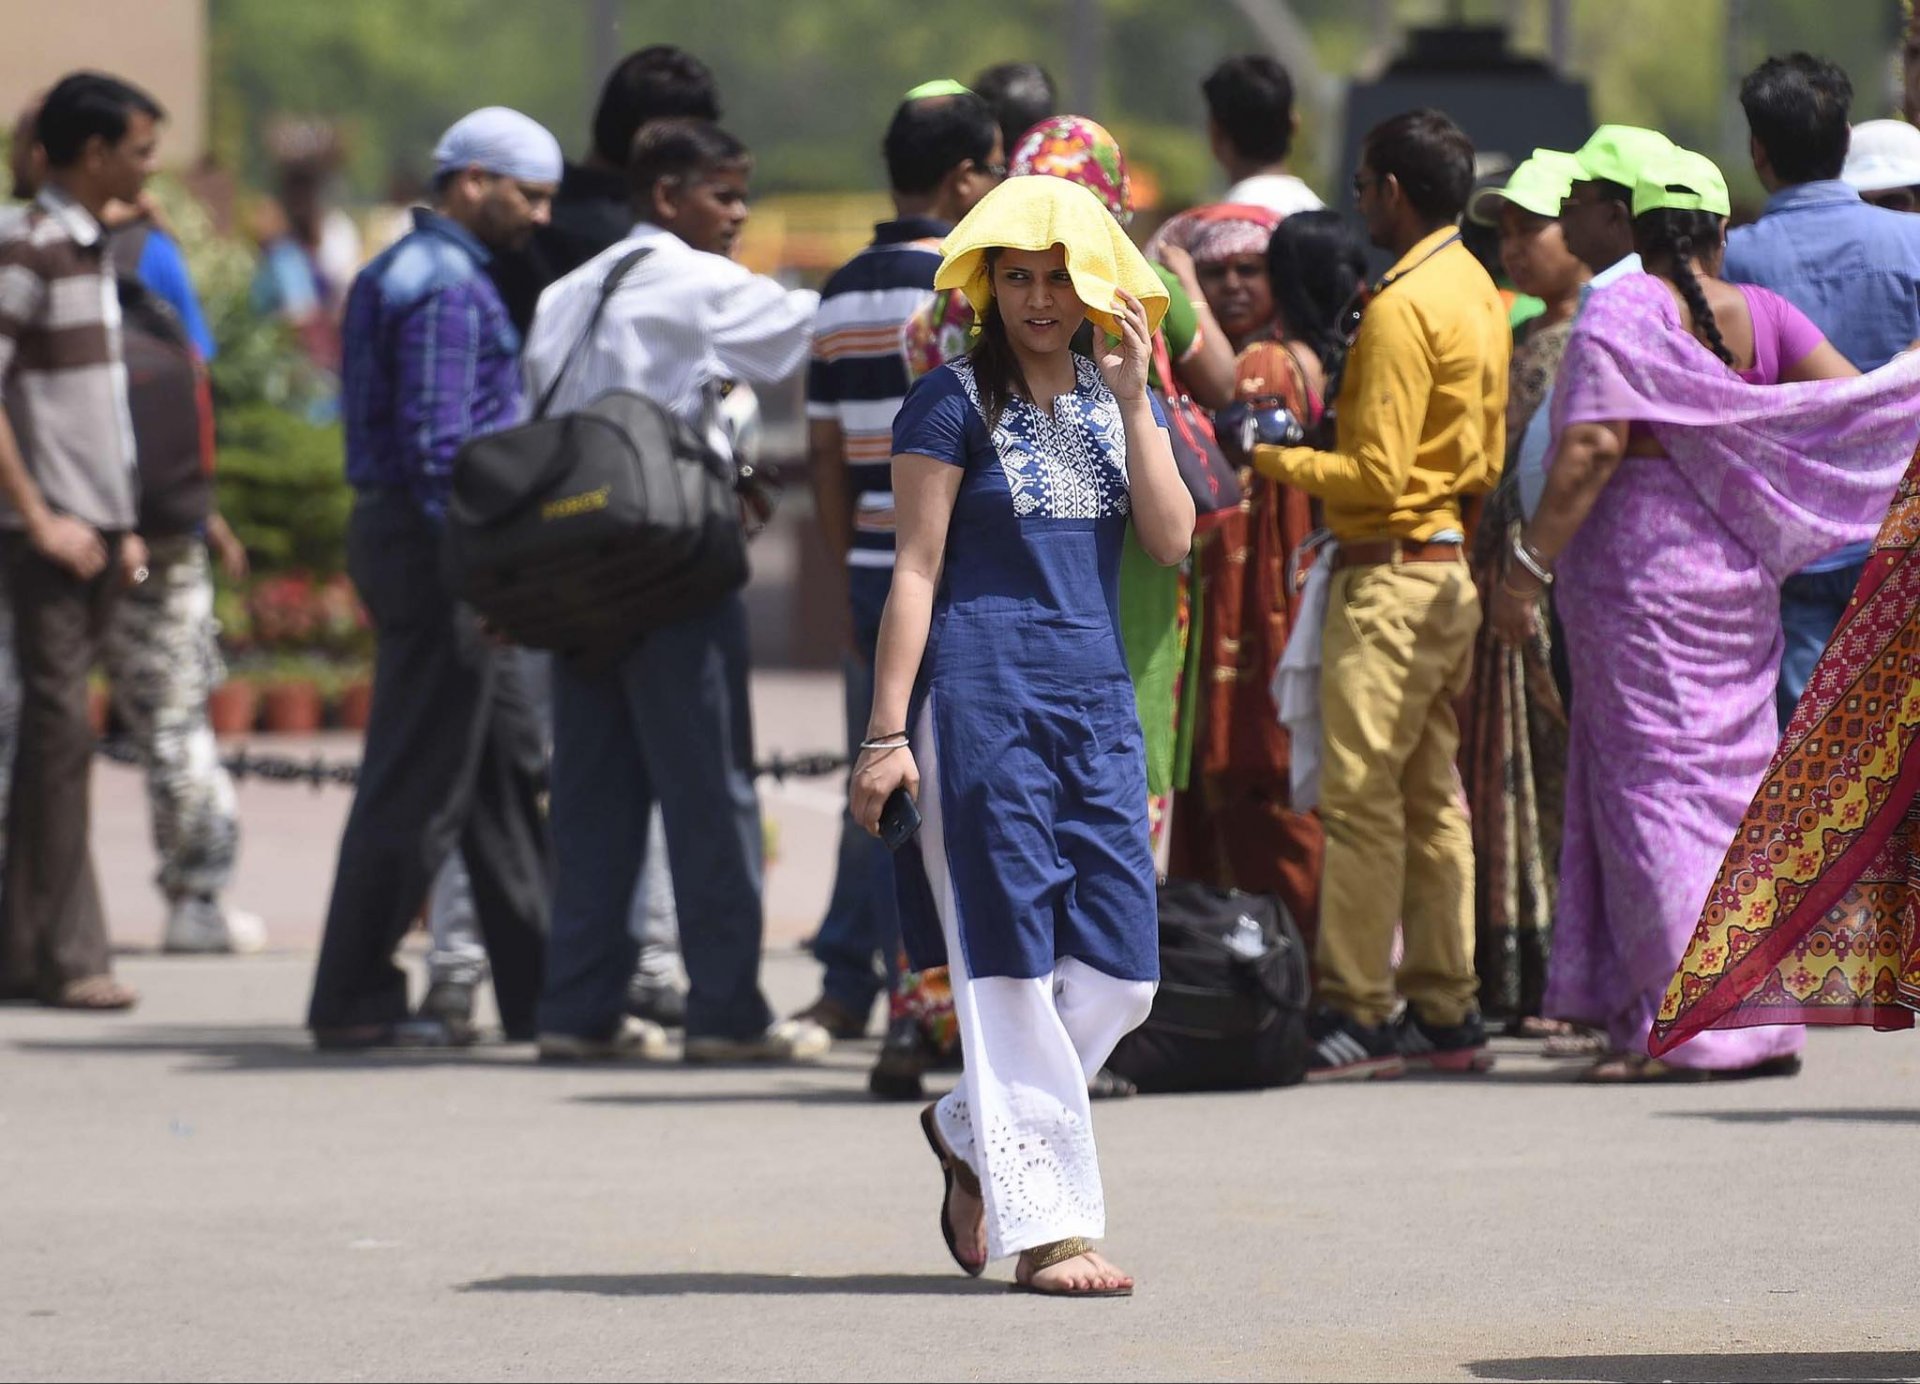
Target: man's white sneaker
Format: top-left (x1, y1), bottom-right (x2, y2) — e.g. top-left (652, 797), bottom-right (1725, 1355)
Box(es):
top-left (536, 1016), bottom-right (672, 1063)
top-left (683, 1017), bottom-right (832, 1065)
top-left (221, 910), bottom-right (268, 954)
top-left (162, 898), bottom-right (267, 955)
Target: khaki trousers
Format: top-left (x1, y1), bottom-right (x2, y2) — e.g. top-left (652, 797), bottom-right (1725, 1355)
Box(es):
top-left (1316, 558), bottom-right (1479, 1028)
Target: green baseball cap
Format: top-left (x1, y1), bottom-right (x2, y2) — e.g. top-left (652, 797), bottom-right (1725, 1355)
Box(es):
top-left (904, 78), bottom-right (973, 101)
top-left (1571, 124), bottom-right (1676, 189)
top-left (1467, 149), bottom-right (1586, 225)
top-left (1631, 147), bottom-right (1731, 218)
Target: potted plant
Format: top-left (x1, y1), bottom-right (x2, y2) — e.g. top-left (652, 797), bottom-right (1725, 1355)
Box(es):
top-left (207, 671), bottom-right (259, 736)
top-left (260, 653), bottom-right (328, 734)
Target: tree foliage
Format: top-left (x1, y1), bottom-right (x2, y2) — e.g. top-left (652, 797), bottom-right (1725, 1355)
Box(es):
top-left (208, 0), bottom-right (1910, 210)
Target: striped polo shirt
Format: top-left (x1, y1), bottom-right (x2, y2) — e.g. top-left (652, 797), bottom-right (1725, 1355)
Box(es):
top-left (805, 215), bottom-right (948, 569)
top-left (0, 186), bottom-right (138, 531)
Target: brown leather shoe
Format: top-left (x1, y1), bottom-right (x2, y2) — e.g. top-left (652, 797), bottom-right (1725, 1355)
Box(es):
top-left (789, 995), bottom-right (870, 1040)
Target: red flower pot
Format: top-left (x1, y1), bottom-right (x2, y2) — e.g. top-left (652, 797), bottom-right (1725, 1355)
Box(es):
top-left (260, 680), bottom-right (323, 734)
top-left (336, 679), bottom-right (374, 731)
top-left (207, 681), bottom-right (259, 736)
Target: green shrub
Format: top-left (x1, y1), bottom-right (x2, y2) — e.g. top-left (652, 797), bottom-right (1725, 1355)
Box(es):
top-left (215, 403), bottom-right (351, 576)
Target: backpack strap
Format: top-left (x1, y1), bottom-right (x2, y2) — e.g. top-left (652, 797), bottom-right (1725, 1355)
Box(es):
top-left (532, 245), bottom-right (653, 420)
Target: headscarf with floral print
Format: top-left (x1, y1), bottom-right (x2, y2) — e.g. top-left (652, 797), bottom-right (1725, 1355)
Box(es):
top-left (1008, 115), bottom-right (1133, 224)
top-left (1143, 201), bottom-right (1281, 268)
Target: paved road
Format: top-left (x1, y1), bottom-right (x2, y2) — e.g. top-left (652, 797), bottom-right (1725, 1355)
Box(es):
top-left (4, 948), bottom-right (1919, 1382)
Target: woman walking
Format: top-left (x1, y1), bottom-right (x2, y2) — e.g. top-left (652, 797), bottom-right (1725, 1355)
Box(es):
top-left (876, 115), bottom-right (1217, 1105)
top-left (853, 175), bottom-right (1191, 1294)
top-left (1490, 148), bottom-right (1920, 1081)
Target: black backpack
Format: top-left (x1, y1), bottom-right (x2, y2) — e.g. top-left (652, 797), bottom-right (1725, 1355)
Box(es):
top-left (105, 222), bottom-right (214, 539)
top-left (1105, 879), bottom-right (1312, 1093)
top-left (442, 247), bottom-right (748, 663)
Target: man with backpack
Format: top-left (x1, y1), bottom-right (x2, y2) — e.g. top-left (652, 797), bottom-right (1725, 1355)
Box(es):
top-left (420, 45), bottom-right (723, 1043)
top-left (522, 119), bottom-right (824, 1064)
top-left (102, 202), bottom-right (263, 956)
top-left (305, 108), bottom-right (561, 1049)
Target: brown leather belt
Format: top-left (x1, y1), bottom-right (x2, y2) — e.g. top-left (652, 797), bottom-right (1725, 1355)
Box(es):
top-left (1333, 538), bottom-right (1465, 571)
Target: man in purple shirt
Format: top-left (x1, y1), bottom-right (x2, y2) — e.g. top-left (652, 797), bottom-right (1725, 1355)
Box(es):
top-left (307, 109), bottom-right (561, 1049)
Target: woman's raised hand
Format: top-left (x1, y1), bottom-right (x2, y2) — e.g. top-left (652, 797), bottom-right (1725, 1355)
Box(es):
top-left (1098, 289), bottom-right (1153, 402)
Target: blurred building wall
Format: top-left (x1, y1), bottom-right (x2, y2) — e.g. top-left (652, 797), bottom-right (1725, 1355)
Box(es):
top-left (0, 0), bottom-right (206, 166)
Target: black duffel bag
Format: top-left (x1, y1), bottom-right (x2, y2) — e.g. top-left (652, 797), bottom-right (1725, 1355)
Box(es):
top-left (442, 247), bottom-right (747, 662)
top-left (1106, 879), bottom-right (1312, 1093)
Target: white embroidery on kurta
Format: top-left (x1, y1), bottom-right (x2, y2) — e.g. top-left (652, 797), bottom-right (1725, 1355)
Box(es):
top-left (950, 356), bottom-right (1132, 520)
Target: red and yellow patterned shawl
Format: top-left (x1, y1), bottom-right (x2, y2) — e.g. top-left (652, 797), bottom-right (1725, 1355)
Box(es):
top-left (1651, 441), bottom-right (1920, 1054)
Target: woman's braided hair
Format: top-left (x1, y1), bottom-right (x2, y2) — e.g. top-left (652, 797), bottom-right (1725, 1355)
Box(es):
top-left (1636, 208), bottom-right (1734, 367)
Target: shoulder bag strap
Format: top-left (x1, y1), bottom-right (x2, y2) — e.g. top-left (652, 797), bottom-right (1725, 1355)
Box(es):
top-left (532, 245), bottom-right (653, 420)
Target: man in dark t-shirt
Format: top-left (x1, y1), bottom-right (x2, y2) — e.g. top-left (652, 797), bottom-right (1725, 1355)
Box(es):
top-left (488, 45), bottom-right (721, 335)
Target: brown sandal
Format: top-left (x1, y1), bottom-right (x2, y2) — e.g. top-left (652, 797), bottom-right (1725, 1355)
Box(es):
top-left (1542, 1027), bottom-right (1610, 1059)
top-left (1580, 1052), bottom-right (1803, 1084)
top-left (47, 976), bottom-right (138, 1011)
top-left (919, 1103), bottom-right (985, 1277)
top-left (1011, 1237), bottom-right (1134, 1298)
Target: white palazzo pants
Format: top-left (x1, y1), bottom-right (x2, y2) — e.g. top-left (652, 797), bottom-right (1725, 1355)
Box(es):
top-left (917, 698), bottom-right (1156, 1261)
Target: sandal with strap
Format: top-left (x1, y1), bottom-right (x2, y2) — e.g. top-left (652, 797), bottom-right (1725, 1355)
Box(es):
top-left (919, 1103), bottom-right (985, 1277)
top-left (1011, 1237), bottom-right (1134, 1298)
top-left (1542, 1027), bottom-right (1610, 1059)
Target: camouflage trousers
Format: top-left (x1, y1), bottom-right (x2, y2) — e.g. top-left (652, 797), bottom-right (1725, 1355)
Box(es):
top-left (100, 537), bottom-right (239, 899)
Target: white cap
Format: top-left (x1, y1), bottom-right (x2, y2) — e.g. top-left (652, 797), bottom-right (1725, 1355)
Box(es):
top-left (1842, 120), bottom-right (1920, 195)
top-left (432, 107), bottom-right (563, 185)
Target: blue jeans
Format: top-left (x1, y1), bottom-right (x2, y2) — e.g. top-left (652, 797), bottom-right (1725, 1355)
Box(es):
top-left (809, 566), bottom-right (901, 1015)
top-left (1777, 561), bottom-right (1864, 730)
top-left (538, 593), bottom-right (772, 1042)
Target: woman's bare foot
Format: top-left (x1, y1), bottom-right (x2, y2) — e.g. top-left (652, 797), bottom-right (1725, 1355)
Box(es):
top-left (1016, 1245), bottom-right (1133, 1295)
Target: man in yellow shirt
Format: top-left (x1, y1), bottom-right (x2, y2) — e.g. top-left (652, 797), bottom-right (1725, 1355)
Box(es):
top-left (1253, 108), bottom-right (1509, 1080)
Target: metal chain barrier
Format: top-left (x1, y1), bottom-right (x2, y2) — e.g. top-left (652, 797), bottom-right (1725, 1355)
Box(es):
top-left (95, 738), bottom-right (848, 790)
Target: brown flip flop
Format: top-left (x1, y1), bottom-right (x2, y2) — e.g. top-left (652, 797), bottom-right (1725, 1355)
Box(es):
top-left (1011, 1238), bottom-right (1133, 1298)
top-left (920, 1103), bottom-right (985, 1277)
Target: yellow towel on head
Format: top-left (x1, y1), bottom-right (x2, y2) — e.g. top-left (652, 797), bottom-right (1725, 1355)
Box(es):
top-left (934, 176), bottom-right (1169, 339)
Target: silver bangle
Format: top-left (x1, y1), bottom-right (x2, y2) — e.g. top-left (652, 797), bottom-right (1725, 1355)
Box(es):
top-left (858, 735), bottom-right (910, 752)
top-left (1510, 533), bottom-right (1554, 586)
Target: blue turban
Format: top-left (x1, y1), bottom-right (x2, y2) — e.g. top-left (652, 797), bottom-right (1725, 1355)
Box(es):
top-left (432, 107), bottom-right (563, 184)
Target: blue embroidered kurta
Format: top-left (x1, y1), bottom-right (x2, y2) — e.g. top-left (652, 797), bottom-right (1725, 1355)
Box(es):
top-left (891, 354), bottom-right (1162, 983)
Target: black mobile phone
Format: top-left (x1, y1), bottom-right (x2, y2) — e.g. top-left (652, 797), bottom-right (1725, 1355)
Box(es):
top-left (878, 786), bottom-right (922, 852)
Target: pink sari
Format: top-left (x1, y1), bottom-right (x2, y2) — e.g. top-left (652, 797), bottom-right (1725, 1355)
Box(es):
top-left (1543, 273), bottom-right (1920, 1068)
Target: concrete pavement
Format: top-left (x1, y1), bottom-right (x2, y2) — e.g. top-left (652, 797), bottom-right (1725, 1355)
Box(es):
top-left (4, 946), bottom-right (1920, 1382)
